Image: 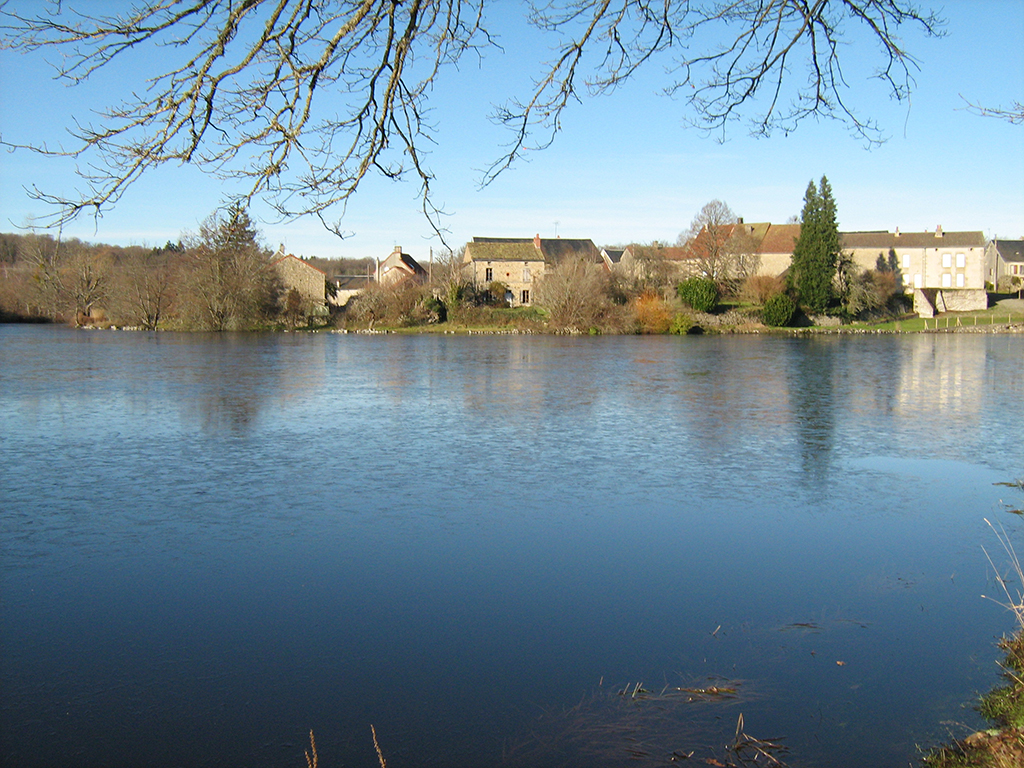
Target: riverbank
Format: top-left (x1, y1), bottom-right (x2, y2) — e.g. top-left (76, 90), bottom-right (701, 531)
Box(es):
top-left (924, 508), bottom-right (1024, 768)
top-left (330, 297), bottom-right (1024, 335)
top-left (922, 631), bottom-right (1024, 767)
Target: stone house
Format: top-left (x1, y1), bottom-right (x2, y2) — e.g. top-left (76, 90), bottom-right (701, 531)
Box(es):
top-left (985, 239), bottom-right (1024, 291)
top-left (750, 223), bottom-right (801, 277)
top-left (841, 227), bottom-right (987, 315)
top-left (329, 274), bottom-right (373, 307)
top-left (462, 235), bottom-right (602, 306)
top-left (600, 247), bottom-right (625, 272)
top-left (677, 221), bottom-right (794, 281)
top-left (376, 246), bottom-right (427, 286)
top-left (272, 252), bottom-right (329, 319)
top-left (611, 244), bottom-right (698, 282)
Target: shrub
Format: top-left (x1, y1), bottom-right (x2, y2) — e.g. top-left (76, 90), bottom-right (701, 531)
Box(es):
top-left (762, 293), bottom-right (796, 327)
top-left (536, 259), bottom-right (609, 330)
top-left (739, 274), bottom-right (785, 305)
top-left (676, 277), bottom-right (718, 312)
top-left (669, 313), bottom-right (693, 335)
top-left (632, 291), bottom-right (671, 334)
top-left (347, 281), bottom-right (423, 327)
top-left (412, 295), bottom-right (446, 324)
top-left (487, 281), bottom-right (509, 306)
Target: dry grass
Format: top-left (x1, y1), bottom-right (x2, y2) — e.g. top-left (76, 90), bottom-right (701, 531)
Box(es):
top-left (304, 726), bottom-right (387, 768)
top-left (981, 518), bottom-right (1024, 631)
top-left (304, 730), bottom-right (317, 768)
top-left (371, 724), bottom-right (387, 768)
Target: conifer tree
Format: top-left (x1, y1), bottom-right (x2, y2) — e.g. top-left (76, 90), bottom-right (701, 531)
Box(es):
top-left (789, 176), bottom-right (840, 314)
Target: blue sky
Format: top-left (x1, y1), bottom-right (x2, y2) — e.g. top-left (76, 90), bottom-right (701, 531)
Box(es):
top-left (1, 1), bottom-right (1022, 262)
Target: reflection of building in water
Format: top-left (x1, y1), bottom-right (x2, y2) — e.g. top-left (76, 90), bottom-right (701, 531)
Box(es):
top-left (454, 337), bottom-right (552, 432)
top-left (893, 337), bottom-right (987, 420)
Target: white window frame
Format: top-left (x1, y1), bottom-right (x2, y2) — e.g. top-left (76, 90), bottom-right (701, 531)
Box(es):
top-left (956, 252), bottom-right (966, 268)
top-left (941, 273), bottom-right (952, 288)
top-left (942, 252), bottom-right (952, 269)
top-left (956, 273), bottom-right (965, 288)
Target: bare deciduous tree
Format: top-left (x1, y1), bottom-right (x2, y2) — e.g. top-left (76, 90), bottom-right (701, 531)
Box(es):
top-left (536, 257), bottom-right (608, 329)
top-left (1, 1), bottom-right (943, 232)
top-left (21, 233), bottom-right (111, 322)
top-left (683, 199), bottom-right (737, 283)
top-left (112, 248), bottom-right (178, 330)
top-left (622, 243), bottom-right (673, 292)
top-left (179, 205), bottom-right (280, 330)
top-left (430, 245), bottom-right (471, 310)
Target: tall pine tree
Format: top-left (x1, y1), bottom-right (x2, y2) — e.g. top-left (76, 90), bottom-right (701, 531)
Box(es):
top-left (790, 176), bottom-right (840, 314)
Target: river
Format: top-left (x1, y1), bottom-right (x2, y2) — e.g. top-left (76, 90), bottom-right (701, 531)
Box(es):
top-left (1, 326), bottom-right (1022, 767)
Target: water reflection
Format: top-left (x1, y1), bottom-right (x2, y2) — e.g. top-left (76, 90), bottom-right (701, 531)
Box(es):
top-left (1, 327), bottom-right (1023, 768)
top-left (786, 337), bottom-right (839, 485)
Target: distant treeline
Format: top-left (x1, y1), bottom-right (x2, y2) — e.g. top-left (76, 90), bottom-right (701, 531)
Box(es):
top-left (0, 213), bottom-right (372, 329)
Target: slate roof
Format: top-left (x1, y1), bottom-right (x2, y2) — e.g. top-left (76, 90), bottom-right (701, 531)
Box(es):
top-left (841, 230), bottom-right (986, 249)
top-left (602, 248), bottom-right (625, 264)
top-left (379, 250), bottom-right (427, 277)
top-left (992, 240), bottom-right (1024, 263)
top-left (333, 275), bottom-right (372, 290)
top-left (465, 237), bottom-right (602, 265)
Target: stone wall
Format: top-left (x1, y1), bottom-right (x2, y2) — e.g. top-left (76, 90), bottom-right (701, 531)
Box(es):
top-left (936, 289), bottom-right (987, 312)
top-left (275, 256), bottom-right (327, 313)
top-left (915, 288), bottom-right (987, 317)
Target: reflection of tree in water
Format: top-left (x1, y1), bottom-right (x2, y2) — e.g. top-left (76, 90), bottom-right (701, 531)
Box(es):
top-left (177, 334), bottom-right (284, 434)
top-left (786, 338), bottom-right (838, 486)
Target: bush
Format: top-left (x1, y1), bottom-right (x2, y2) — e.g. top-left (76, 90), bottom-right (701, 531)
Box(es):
top-left (347, 281), bottom-right (423, 327)
top-left (669, 313), bottom-right (693, 335)
top-left (412, 295), bottom-right (446, 324)
top-left (632, 291), bottom-right (671, 334)
top-left (762, 293), bottom-right (796, 327)
top-left (739, 275), bottom-right (785, 305)
top-left (487, 281), bottom-right (509, 306)
top-left (676, 277), bottom-right (718, 312)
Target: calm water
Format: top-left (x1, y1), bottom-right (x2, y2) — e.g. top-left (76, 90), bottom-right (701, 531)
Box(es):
top-left (1, 326), bottom-right (1023, 768)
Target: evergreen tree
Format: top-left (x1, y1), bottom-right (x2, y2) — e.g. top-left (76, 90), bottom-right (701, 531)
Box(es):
top-left (181, 205), bottom-right (280, 330)
top-left (789, 176), bottom-right (840, 313)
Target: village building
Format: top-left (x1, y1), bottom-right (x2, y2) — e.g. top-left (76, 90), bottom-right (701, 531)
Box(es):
top-left (462, 235), bottom-right (602, 306)
top-left (985, 239), bottom-right (1024, 291)
top-left (329, 274), bottom-right (373, 307)
top-left (376, 246), bottom-right (428, 286)
top-left (841, 227), bottom-right (987, 315)
top-left (271, 251), bottom-right (329, 320)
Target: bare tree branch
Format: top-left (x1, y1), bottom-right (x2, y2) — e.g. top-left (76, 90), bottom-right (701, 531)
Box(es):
top-left (961, 95), bottom-right (1024, 126)
top-left (1, 0), bottom-right (945, 234)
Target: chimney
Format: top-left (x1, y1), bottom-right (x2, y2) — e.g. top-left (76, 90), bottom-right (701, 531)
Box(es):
top-left (894, 227), bottom-right (900, 237)
top-left (534, 233), bottom-right (541, 250)
top-left (935, 225), bottom-right (943, 237)
top-left (737, 217), bottom-right (744, 224)
top-left (393, 245), bottom-right (403, 255)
